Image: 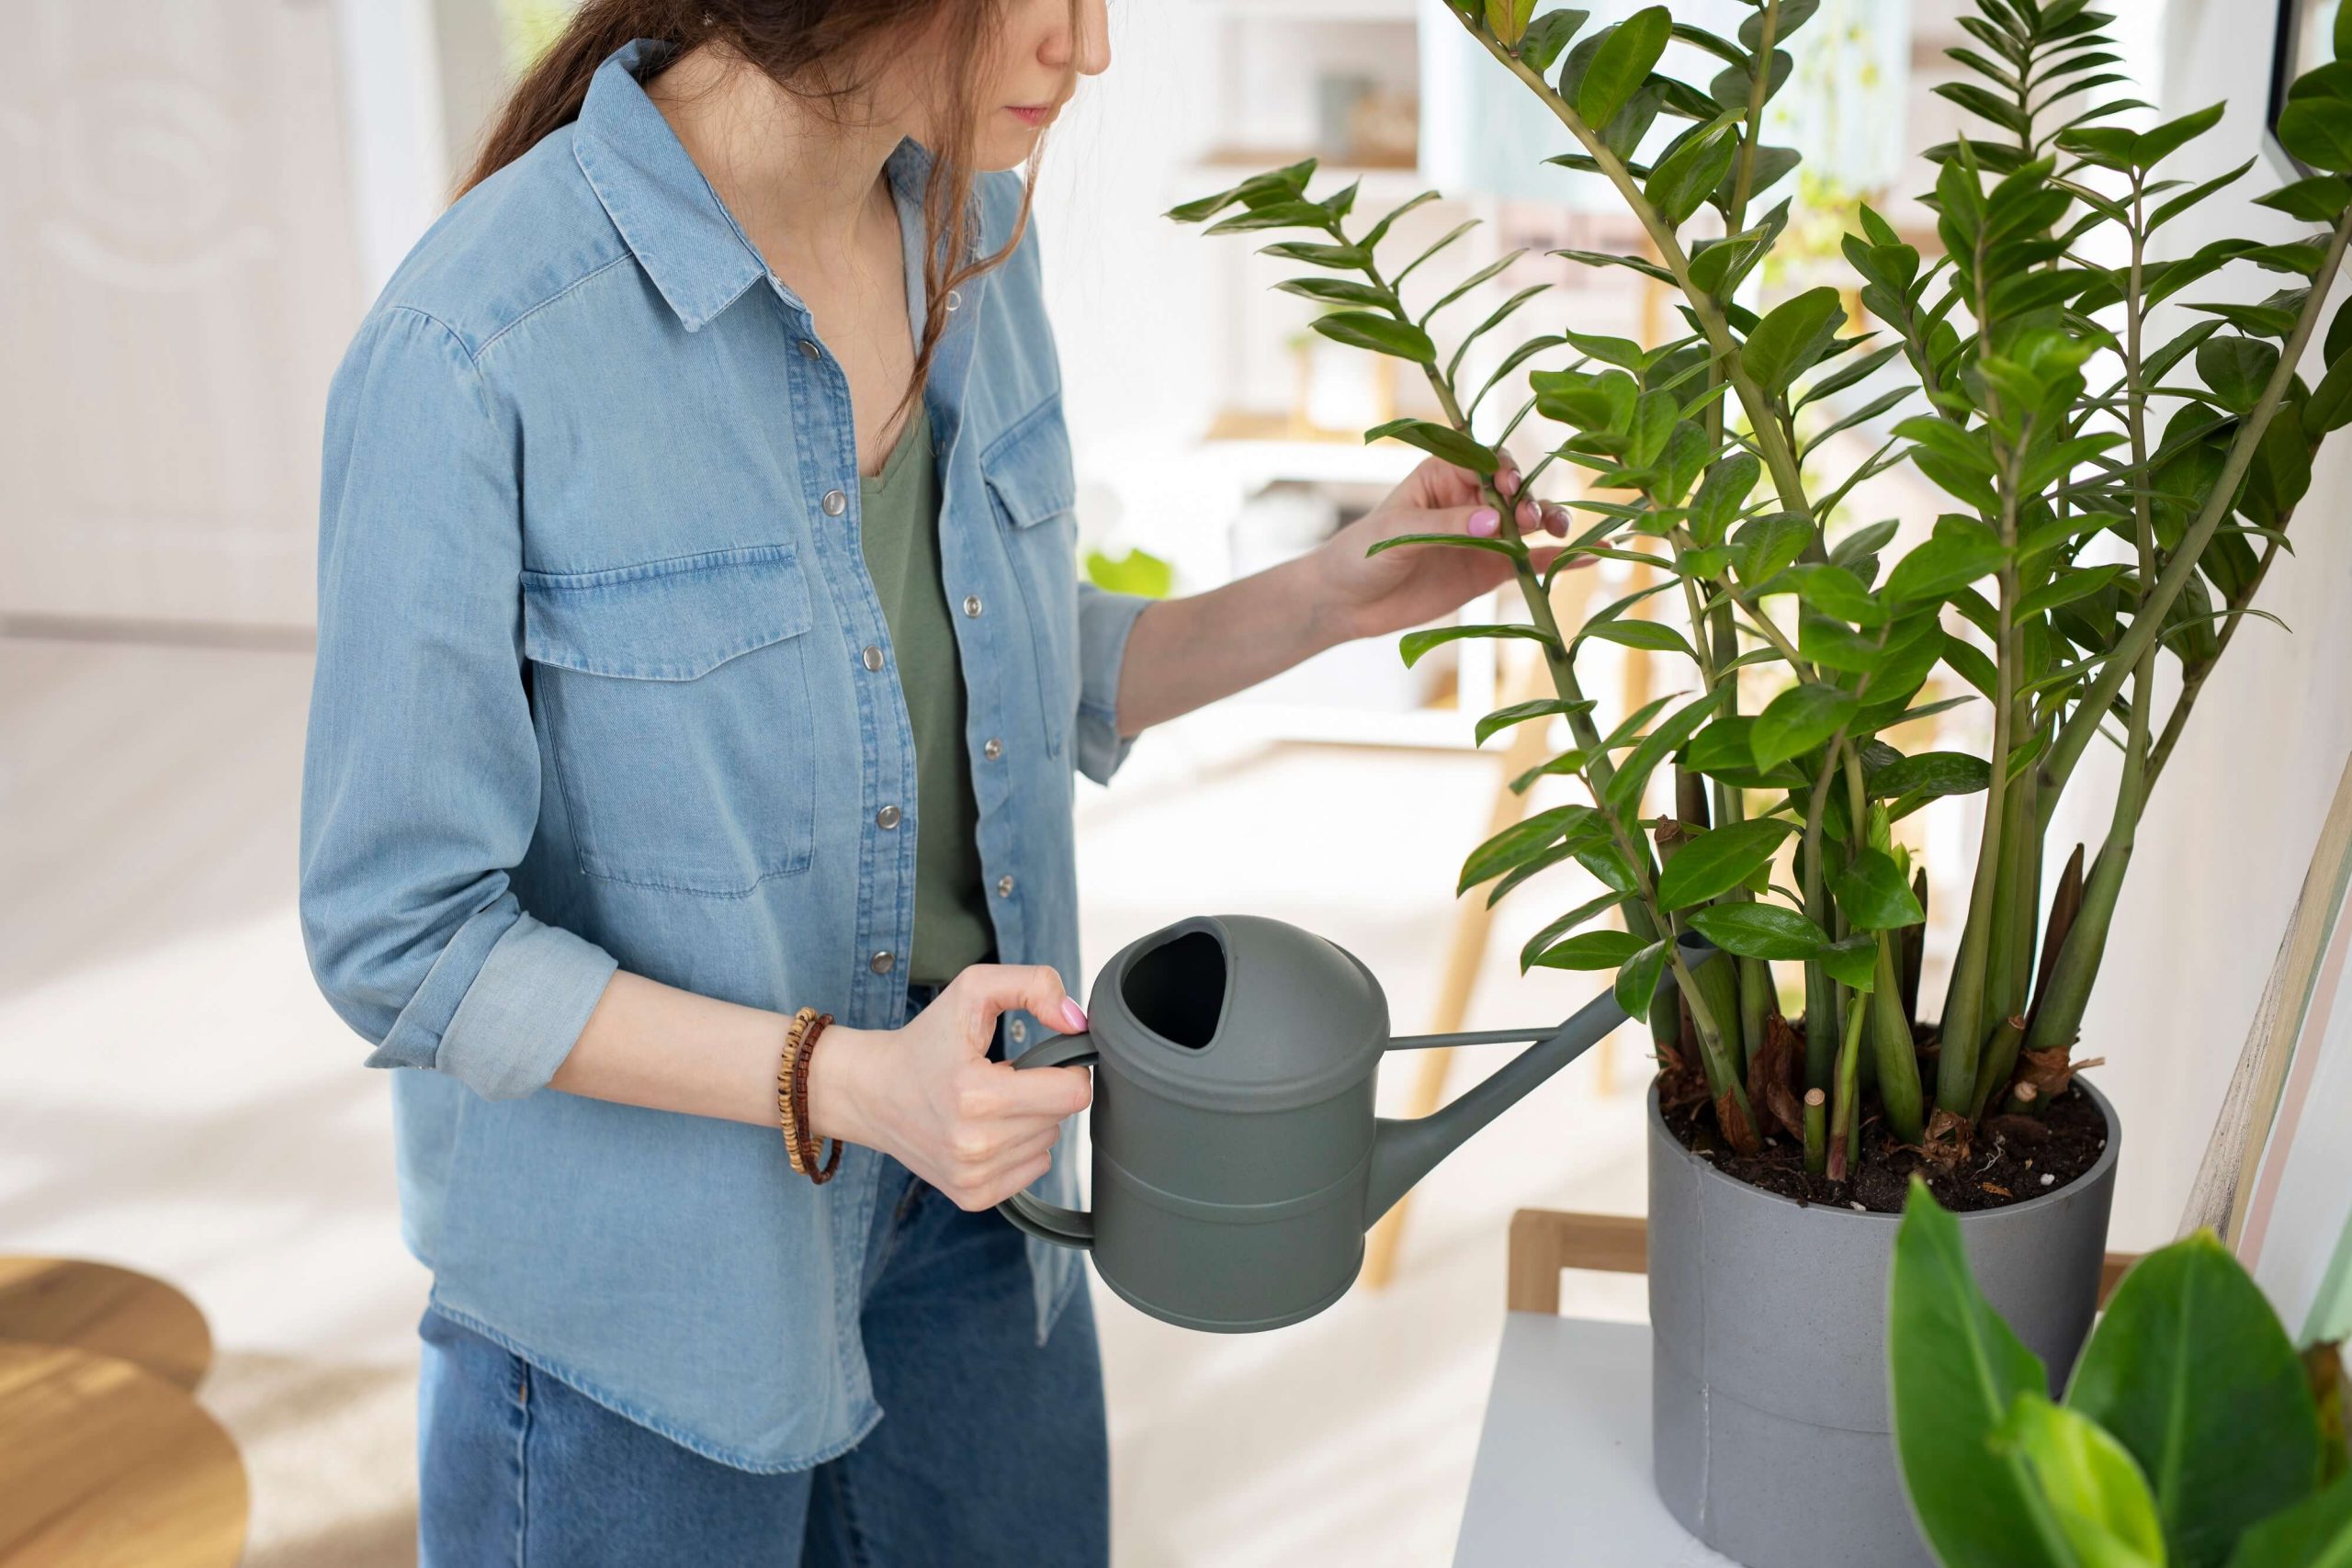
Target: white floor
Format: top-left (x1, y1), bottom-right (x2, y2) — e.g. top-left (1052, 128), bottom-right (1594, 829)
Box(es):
top-left (0, 637), bottom-right (1657, 1566)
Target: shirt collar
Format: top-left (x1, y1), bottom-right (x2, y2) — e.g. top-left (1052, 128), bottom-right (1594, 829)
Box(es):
top-left (571, 40), bottom-right (985, 335)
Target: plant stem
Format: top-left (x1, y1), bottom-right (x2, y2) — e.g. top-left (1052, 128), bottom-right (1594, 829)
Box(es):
top-left (2038, 202), bottom-right (2352, 821)
top-left (1468, 29), bottom-right (1817, 523)
top-left (1871, 933), bottom-right (1926, 1143)
top-left (2143, 536), bottom-right (2281, 790)
top-left (1342, 225), bottom-right (1759, 1139)
top-left (1827, 996), bottom-right (1868, 1182)
top-left (1937, 434), bottom-right (2025, 1118)
top-left (1724, 0), bottom-right (1782, 235)
top-left (1804, 1087), bottom-right (1827, 1175)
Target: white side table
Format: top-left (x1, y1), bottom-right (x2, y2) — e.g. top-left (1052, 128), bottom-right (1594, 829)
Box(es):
top-left (1453, 1313), bottom-right (1736, 1567)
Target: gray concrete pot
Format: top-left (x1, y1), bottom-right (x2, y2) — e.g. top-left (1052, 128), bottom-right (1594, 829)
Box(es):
top-left (1646, 1078), bottom-right (2120, 1568)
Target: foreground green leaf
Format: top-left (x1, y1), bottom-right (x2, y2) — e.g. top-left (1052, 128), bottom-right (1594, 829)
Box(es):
top-left (2068, 1234), bottom-right (2323, 1567)
top-left (2000, 1393), bottom-right (2166, 1568)
top-left (1890, 1183), bottom-right (2070, 1568)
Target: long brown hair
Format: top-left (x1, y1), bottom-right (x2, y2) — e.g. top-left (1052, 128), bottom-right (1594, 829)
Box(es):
top-left (461, 1), bottom-right (1041, 412)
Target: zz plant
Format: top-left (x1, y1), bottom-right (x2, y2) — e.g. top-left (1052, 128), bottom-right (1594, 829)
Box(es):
top-left (1889, 1181), bottom-right (2349, 1567)
top-left (1175, 0), bottom-right (2352, 1174)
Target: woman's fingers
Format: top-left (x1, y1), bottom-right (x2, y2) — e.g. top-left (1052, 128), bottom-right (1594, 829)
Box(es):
top-left (951, 962), bottom-right (1088, 1039)
top-left (939, 1119), bottom-right (1068, 1211)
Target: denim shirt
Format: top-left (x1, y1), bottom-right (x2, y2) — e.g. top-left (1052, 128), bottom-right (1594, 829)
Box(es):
top-left (298, 41), bottom-right (1149, 1472)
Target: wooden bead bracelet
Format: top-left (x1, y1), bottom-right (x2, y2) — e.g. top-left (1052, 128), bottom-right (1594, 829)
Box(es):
top-left (777, 1006), bottom-right (842, 1184)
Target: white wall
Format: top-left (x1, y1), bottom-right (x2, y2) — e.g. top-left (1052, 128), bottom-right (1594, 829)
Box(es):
top-left (2052, 0), bottom-right (2352, 1249)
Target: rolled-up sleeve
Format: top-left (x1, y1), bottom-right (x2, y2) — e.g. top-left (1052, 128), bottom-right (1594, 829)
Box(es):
top-left (300, 306), bottom-right (616, 1100)
top-left (1072, 581), bottom-right (1151, 785)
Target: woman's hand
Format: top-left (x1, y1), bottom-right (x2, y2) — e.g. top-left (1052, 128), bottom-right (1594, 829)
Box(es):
top-left (1308, 455), bottom-right (1578, 644)
top-left (808, 964), bottom-right (1093, 1211)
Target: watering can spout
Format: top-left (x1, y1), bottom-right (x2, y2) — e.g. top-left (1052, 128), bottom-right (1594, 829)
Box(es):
top-left (1363, 938), bottom-right (1715, 1225)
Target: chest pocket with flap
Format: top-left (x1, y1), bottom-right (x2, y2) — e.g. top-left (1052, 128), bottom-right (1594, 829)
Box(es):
top-left (982, 400), bottom-right (1080, 761)
top-left (523, 544), bottom-right (819, 897)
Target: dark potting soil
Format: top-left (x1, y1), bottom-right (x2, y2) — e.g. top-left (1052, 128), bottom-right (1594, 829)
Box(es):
top-left (1662, 1082), bottom-right (2110, 1214)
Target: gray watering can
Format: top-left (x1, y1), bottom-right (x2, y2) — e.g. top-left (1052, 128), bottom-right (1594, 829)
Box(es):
top-left (1000, 913), bottom-right (1711, 1333)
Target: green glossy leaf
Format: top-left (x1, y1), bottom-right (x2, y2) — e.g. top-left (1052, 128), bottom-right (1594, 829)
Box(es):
top-left (1655, 818), bottom-right (1796, 910)
top-left (1819, 931), bottom-right (1879, 990)
top-left (1485, 0), bottom-right (1537, 47)
top-left (1582, 617), bottom-right (1698, 659)
top-left (1260, 239), bottom-right (1370, 269)
top-left (1476, 696), bottom-right (1596, 748)
top-left (1685, 901), bottom-right (1828, 959)
top-left (2309, 351), bottom-right (2352, 436)
top-left (1889, 1183), bottom-right (2069, 1568)
top-left (1577, 6), bottom-right (1673, 130)
top-left (1690, 454), bottom-right (1763, 545)
top-left (1604, 690), bottom-right (1724, 817)
top-left (1885, 525), bottom-right (2007, 604)
top-left (1519, 8), bottom-right (1591, 74)
top-left (2200, 334), bottom-right (2282, 415)
top-left (2280, 94), bottom-right (2352, 172)
top-left (1520, 888), bottom-right (1627, 970)
top-left (1869, 750), bottom-right (1992, 800)
top-left (1363, 418), bottom-right (1498, 472)
top-left (1532, 928), bottom-right (1645, 971)
top-left (1735, 512), bottom-right (1815, 589)
top-left (1785, 562), bottom-right (1887, 626)
top-left (1311, 310), bottom-right (1436, 364)
top-left (1562, 328), bottom-right (1653, 370)
top-left (1613, 938), bottom-right (1670, 1022)
top-left (1363, 533), bottom-right (1524, 562)
top-left (1273, 276), bottom-right (1395, 308)
top-left (1752, 682), bottom-right (1858, 770)
top-left (1399, 624), bottom-right (1557, 668)
top-left (1832, 847), bottom-right (1927, 931)
top-left (1647, 120), bottom-right (1743, 226)
top-left (2069, 1234), bottom-right (2323, 1567)
top-left (2018, 564), bottom-right (2128, 619)
top-left (1575, 842), bottom-right (1642, 896)
top-left (2226, 1472), bottom-right (2352, 1567)
top-left (1457, 803), bottom-right (1591, 894)
top-left (1740, 287), bottom-right (1847, 395)
top-left (2000, 1393), bottom-right (2167, 1568)
top-left (2135, 101), bottom-right (2226, 169)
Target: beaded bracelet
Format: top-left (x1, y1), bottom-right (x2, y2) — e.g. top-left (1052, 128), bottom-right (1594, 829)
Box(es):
top-left (792, 1010), bottom-right (841, 1184)
top-left (776, 1008), bottom-right (816, 1175)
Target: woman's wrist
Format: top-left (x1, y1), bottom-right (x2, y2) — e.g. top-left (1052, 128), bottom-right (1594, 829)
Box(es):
top-left (1290, 544), bottom-right (1368, 653)
top-left (804, 1021), bottom-right (877, 1146)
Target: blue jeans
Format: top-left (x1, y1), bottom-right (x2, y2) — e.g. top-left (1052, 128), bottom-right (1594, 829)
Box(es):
top-left (415, 987), bottom-right (1107, 1566)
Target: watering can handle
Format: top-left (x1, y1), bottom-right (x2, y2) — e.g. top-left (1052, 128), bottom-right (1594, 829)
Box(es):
top-left (994, 1032), bottom-right (1097, 1250)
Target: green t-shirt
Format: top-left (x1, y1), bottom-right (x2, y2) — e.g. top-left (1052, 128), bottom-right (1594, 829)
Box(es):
top-left (859, 405), bottom-right (994, 984)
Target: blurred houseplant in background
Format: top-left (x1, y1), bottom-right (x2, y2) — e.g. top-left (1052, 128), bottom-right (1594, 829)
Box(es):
top-left (1890, 1182), bottom-right (2350, 1568)
top-left (1175, 0), bottom-right (2352, 1561)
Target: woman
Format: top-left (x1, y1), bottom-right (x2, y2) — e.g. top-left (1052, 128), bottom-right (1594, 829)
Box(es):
top-left (300, 1), bottom-right (1570, 1562)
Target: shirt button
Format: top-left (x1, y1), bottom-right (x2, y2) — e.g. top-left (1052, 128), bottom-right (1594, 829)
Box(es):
top-left (876, 804), bottom-right (901, 829)
top-left (996, 874), bottom-right (1015, 897)
top-left (945, 288), bottom-right (963, 312)
top-left (869, 950), bottom-right (896, 975)
top-left (862, 645), bottom-right (885, 671)
top-left (1009, 1018), bottom-right (1027, 1045)
top-left (962, 593), bottom-right (983, 617)
top-left (821, 489), bottom-right (848, 516)
top-left (797, 339), bottom-right (820, 360)
top-left (983, 738), bottom-right (1003, 761)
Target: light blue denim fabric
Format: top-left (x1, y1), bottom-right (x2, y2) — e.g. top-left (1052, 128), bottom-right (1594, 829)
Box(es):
top-left (299, 39), bottom-right (1149, 1472)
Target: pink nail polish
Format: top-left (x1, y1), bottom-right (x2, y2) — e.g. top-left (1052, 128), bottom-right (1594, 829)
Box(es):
top-left (1060, 998), bottom-right (1090, 1032)
top-left (1469, 507), bottom-right (1500, 536)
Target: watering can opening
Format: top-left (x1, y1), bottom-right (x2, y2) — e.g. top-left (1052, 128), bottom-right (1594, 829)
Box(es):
top-left (1119, 923), bottom-right (1228, 1050)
